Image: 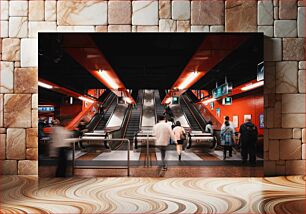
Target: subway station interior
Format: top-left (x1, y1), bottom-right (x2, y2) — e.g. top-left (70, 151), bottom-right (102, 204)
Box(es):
top-left (38, 33), bottom-right (264, 177)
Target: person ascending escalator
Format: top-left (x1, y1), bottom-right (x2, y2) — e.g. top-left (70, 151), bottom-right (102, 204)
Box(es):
top-left (74, 120), bottom-right (88, 150)
top-left (164, 105), bottom-right (174, 122)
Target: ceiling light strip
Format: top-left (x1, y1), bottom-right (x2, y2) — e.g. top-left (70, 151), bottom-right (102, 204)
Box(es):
top-left (241, 81), bottom-right (264, 91)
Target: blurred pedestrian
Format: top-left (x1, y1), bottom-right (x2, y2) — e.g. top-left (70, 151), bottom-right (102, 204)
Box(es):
top-left (50, 119), bottom-right (72, 177)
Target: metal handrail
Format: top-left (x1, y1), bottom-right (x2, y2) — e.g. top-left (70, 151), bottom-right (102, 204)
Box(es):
top-left (177, 103), bottom-right (193, 132)
top-left (92, 94), bottom-right (116, 131)
top-left (153, 90), bottom-right (158, 124)
top-left (71, 137), bottom-right (131, 176)
top-left (122, 105), bottom-right (133, 137)
top-left (181, 95), bottom-right (205, 132)
top-left (185, 95), bottom-right (208, 127)
top-left (138, 90), bottom-right (144, 130)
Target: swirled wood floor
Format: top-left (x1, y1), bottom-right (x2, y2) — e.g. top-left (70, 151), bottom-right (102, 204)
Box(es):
top-left (0, 176), bottom-right (305, 213)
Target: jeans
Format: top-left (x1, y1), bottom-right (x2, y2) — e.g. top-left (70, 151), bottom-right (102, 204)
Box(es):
top-left (158, 146), bottom-right (167, 168)
top-left (223, 145), bottom-right (232, 157)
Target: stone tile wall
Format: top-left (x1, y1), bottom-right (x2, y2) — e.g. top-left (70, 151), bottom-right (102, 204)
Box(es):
top-left (0, 0), bottom-right (305, 176)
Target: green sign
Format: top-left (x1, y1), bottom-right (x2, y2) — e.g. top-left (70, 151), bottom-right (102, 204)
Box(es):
top-left (222, 97), bottom-right (232, 105)
top-left (212, 83), bottom-right (231, 99)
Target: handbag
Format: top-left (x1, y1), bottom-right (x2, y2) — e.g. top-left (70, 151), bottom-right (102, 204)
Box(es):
top-left (180, 131), bottom-right (186, 141)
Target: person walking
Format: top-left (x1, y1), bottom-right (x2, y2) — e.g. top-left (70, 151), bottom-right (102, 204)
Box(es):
top-left (153, 115), bottom-right (177, 170)
top-left (238, 118), bottom-right (258, 166)
top-left (220, 121), bottom-right (236, 160)
top-left (49, 119), bottom-right (72, 177)
top-left (173, 121), bottom-right (186, 161)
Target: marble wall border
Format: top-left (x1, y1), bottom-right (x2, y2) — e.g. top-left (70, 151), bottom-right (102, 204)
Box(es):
top-left (0, 0), bottom-right (305, 176)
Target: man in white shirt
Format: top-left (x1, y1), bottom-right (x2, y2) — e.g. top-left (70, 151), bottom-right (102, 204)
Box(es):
top-left (153, 115), bottom-right (177, 170)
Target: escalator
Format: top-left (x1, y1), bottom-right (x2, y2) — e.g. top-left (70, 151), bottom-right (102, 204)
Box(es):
top-left (180, 99), bottom-right (202, 131)
top-left (155, 90), bottom-right (165, 117)
top-left (95, 94), bottom-right (117, 131)
top-left (124, 90), bottom-right (143, 142)
top-left (185, 89), bottom-right (199, 103)
top-left (180, 94), bottom-right (206, 132)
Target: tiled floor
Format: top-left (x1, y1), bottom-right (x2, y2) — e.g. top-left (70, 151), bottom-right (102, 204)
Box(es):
top-left (0, 176), bottom-right (305, 213)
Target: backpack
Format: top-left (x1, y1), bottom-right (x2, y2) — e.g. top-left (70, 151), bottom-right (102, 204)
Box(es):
top-left (221, 128), bottom-right (233, 146)
top-left (244, 124), bottom-right (257, 142)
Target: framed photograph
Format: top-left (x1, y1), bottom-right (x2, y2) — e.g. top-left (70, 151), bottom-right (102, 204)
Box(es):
top-left (216, 108), bottom-right (221, 117)
top-left (233, 115), bottom-right (239, 128)
top-left (259, 113), bottom-right (264, 128)
top-left (244, 114), bottom-right (252, 121)
top-left (210, 102), bottom-right (214, 110)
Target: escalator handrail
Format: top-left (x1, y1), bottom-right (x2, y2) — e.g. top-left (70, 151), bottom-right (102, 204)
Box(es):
top-left (103, 92), bottom-right (115, 109)
top-left (132, 90), bottom-right (142, 135)
top-left (178, 104), bottom-right (193, 130)
top-left (181, 95), bottom-right (205, 132)
top-left (153, 90), bottom-right (158, 124)
top-left (183, 94), bottom-right (208, 129)
top-left (139, 90), bottom-right (145, 130)
top-left (104, 102), bottom-right (122, 129)
top-left (92, 94), bottom-right (116, 131)
top-left (86, 112), bottom-right (101, 131)
top-left (121, 105), bottom-right (133, 138)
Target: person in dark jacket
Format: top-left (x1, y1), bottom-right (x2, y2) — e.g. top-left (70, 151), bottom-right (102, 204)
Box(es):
top-left (238, 118), bottom-right (258, 166)
top-left (164, 105), bottom-right (174, 122)
top-left (75, 120), bottom-right (88, 149)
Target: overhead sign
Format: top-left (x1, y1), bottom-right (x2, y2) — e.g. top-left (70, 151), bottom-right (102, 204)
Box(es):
top-left (222, 97), bottom-right (232, 105)
top-left (212, 83), bottom-right (232, 99)
top-left (172, 96), bottom-right (179, 104)
top-left (38, 106), bottom-right (55, 112)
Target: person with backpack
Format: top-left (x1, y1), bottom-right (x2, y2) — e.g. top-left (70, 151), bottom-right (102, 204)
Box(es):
top-left (173, 121), bottom-right (186, 161)
top-left (238, 118), bottom-right (258, 166)
top-left (220, 120), bottom-right (236, 160)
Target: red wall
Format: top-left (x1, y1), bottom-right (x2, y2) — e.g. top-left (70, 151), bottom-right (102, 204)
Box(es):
top-left (60, 103), bottom-right (82, 126)
top-left (197, 90), bottom-right (264, 135)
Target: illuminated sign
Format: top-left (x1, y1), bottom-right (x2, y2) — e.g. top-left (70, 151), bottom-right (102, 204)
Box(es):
top-left (212, 83), bottom-right (232, 99)
top-left (222, 97), bottom-right (232, 105)
top-left (172, 96), bottom-right (179, 104)
top-left (38, 106), bottom-right (55, 112)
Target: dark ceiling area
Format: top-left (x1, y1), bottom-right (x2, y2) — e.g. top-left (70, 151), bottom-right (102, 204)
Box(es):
top-left (38, 33), bottom-right (263, 103)
top-left (39, 34), bottom-right (106, 94)
top-left (91, 33), bottom-right (205, 89)
top-left (192, 34), bottom-right (263, 90)
top-left (39, 87), bottom-right (65, 104)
